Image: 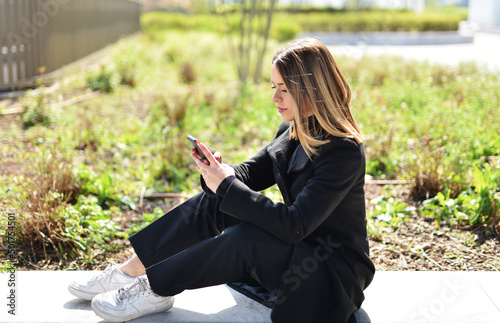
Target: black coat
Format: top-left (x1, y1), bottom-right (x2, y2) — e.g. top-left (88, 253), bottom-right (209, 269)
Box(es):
top-left (218, 121), bottom-right (375, 323)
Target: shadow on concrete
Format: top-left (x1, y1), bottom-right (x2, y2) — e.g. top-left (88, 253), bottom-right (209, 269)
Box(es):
top-left (354, 307), bottom-right (372, 323)
top-left (63, 296), bottom-right (371, 323)
top-left (63, 298), bottom-right (93, 311)
top-left (63, 294), bottom-right (271, 323)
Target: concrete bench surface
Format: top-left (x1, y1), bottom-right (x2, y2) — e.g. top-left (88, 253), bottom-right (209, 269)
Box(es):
top-left (1, 271), bottom-right (499, 322)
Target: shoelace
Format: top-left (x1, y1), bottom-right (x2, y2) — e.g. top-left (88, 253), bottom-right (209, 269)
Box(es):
top-left (117, 277), bottom-right (149, 303)
top-left (90, 262), bottom-right (116, 283)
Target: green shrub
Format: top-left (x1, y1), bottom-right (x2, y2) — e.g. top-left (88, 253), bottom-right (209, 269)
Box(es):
top-left (59, 195), bottom-right (125, 262)
top-left (421, 166), bottom-right (500, 227)
top-left (141, 9), bottom-right (465, 35)
top-left (77, 167), bottom-right (119, 206)
top-left (20, 89), bottom-right (52, 128)
top-left (281, 10), bottom-right (466, 32)
top-left (86, 65), bottom-right (115, 93)
top-left (141, 12), bottom-right (300, 41)
top-left (270, 22), bottom-right (302, 42)
top-left (470, 166), bottom-right (500, 225)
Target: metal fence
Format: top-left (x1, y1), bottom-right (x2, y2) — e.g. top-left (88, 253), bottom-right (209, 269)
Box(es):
top-left (0, 0), bottom-right (141, 91)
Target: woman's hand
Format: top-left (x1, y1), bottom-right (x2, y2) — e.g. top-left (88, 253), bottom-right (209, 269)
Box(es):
top-left (191, 141), bottom-right (235, 193)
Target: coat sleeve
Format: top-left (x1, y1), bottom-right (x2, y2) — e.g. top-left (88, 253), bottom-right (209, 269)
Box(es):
top-left (219, 138), bottom-right (364, 244)
top-left (231, 122), bottom-right (289, 191)
top-left (230, 146), bottom-right (276, 192)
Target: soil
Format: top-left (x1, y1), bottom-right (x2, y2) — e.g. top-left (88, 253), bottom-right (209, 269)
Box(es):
top-left (365, 184), bottom-right (500, 271)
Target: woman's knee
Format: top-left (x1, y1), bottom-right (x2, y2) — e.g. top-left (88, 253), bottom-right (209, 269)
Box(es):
top-left (223, 223), bottom-right (294, 263)
top-left (224, 222), bottom-right (278, 243)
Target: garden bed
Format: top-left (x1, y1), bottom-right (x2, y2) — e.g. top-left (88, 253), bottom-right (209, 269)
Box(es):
top-left (1, 29), bottom-right (498, 272)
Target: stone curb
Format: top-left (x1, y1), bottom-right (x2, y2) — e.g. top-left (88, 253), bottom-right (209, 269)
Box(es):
top-left (300, 31), bottom-right (474, 46)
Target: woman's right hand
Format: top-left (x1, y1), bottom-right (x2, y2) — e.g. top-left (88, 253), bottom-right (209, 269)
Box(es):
top-left (191, 142), bottom-right (234, 193)
top-left (191, 149), bottom-right (222, 163)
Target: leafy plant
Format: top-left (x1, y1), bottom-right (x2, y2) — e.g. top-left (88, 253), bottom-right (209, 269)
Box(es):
top-left (370, 195), bottom-right (415, 229)
top-left (20, 88), bottom-right (52, 128)
top-left (421, 166), bottom-right (499, 227)
top-left (86, 65), bottom-right (115, 93)
top-left (126, 207), bottom-right (164, 236)
top-left (470, 165), bottom-right (499, 225)
top-left (77, 167), bottom-right (118, 206)
top-left (421, 190), bottom-right (468, 226)
top-left (59, 195), bottom-right (125, 262)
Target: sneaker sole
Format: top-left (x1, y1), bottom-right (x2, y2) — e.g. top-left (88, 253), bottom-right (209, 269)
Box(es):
top-left (68, 278), bottom-right (137, 301)
top-left (68, 285), bottom-right (99, 301)
top-left (91, 296), bottom-right (175, 322)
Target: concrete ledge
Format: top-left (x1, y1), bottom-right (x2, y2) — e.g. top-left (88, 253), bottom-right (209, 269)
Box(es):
top-left (1, 271), bottom-right (500, 322)
top-left (0, 271), bottom-right (271, 323)
top-left (300, 31), bottom-right (474, 46)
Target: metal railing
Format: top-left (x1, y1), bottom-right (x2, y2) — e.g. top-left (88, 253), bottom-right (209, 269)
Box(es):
top-left (0, 0), bottom-right (141, 91)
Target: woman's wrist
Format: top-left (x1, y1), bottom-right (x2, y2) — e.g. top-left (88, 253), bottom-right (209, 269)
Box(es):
top-left (216, 175), bottom-right (236, 197)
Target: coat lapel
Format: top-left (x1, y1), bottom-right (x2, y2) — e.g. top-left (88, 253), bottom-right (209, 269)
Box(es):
top-left (287, 143), bottom-right (311, 174)
top-left (266, 126), bottom-right (300, 205)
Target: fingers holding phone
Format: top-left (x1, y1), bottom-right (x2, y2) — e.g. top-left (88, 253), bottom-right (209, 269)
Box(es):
top-left (213, 151), bottom-right (222, 163)
top-left (188, 135), bottom-right (234, 192)
top-left (187, 135), bottom-right (208, 163)
top-left (187, 135), bottom-right (222, 164)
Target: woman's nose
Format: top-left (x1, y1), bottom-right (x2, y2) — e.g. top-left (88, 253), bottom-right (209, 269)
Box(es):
top-left (272, 90), bottom-right (280, 102)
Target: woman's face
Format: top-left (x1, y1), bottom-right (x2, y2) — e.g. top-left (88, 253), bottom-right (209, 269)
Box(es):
top-left (271, 63), bottom-right (295, 122)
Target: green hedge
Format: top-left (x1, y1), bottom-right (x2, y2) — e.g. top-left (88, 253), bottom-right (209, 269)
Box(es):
top-left (140, 12), bottom-right (300, 41)
top-left (285, 11), bottom-right (466, 32)
top-left (141, 10), bottom-right (467, 40)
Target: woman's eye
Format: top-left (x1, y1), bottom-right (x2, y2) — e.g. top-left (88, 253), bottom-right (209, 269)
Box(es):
top-left (271, 86), bottom-right (287, 93)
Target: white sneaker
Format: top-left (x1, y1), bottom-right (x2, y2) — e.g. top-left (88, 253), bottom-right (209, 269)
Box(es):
top-left (91, 276), bottom-right (174, 322)
top-left (68, 262), bottom-right (137, 300)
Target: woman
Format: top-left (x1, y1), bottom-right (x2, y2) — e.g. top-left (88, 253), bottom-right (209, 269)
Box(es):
top-left (69, 38), bottom-right (375, 323)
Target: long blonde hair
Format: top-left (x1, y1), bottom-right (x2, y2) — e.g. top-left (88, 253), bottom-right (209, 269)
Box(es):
top-left (272, 38), bottom-right (363, 158)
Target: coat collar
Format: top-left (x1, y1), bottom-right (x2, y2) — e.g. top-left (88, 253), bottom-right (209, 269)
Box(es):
top-left (267, 122), bottom-right (313, 175)
top-left (267, 125), bottom-right (295, 179)
top-left (266, 124), bottom-right (312, 204)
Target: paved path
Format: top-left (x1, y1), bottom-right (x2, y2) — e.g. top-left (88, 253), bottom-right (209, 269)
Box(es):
top-left (320, 32), bottom-right (500, 71)
top-left (1, 271), bottom-right (499, 322)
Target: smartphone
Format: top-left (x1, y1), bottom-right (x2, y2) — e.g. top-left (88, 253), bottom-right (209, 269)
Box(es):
top-left (187, 135), bottom-right (208, 161)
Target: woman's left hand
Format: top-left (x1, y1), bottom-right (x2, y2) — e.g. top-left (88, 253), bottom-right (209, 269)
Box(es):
top-left (191, 141), bottom-right (235, 193)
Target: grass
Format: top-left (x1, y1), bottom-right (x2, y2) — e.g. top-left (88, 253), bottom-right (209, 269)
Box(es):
top-left (0, 21), bottom-right (498, 268)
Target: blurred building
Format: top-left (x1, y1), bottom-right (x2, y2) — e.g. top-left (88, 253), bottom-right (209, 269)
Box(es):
top-left (458, 0), bottom-right (500, 34)
top-left (468, 0), bottom-right (500, 26)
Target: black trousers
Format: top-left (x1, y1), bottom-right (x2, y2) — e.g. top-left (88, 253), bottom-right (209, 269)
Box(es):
top-left (128, 192), bottom-right (296, 299)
